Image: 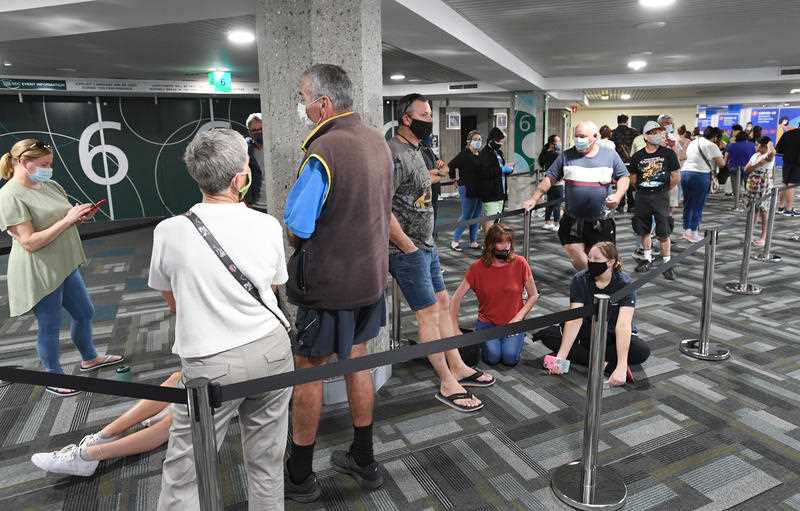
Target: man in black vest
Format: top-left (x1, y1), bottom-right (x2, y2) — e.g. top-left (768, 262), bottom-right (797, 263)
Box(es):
top-left (283, 64), bottom-right (393, 502)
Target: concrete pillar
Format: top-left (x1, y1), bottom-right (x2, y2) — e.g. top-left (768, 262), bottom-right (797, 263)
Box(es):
top-left (255, 0), bottom-right (391, 398)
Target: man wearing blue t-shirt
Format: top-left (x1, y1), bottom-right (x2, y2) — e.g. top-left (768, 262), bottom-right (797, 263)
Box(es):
top-left (524, 121), bottom-right (630, 270)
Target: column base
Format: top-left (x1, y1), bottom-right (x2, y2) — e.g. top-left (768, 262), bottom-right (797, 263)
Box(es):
top-left (724, 282), bottom-right (763, 295)
top-left (680, 339), bottom-right (731, 361)
top-left (551, 461), bottom-right (627, 511)
top-left (752, 253), bottom-right (782, 263)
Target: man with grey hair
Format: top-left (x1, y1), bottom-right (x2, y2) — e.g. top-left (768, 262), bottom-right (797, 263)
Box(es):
top-left (284, 63), bottom-right (393, 502)
top-left (149, 128), bottom-right (293, 510)
top-left (524, 121), bottom-right (629, 270)
top-left (244, 112), bottom-right (267, 212)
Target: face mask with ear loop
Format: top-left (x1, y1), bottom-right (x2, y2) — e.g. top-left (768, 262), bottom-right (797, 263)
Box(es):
top-left (297, 97), bottom-right (323, 128)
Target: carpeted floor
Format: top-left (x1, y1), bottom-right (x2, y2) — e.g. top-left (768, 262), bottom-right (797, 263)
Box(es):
top-left (2, 181), bottom-right (800, 510)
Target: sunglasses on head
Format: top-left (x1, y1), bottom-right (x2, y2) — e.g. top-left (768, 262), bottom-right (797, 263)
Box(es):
top-left (16, 140), bottom-right (52, 159)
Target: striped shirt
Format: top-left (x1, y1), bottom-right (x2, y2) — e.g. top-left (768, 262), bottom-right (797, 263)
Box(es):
top-left (545, 146), bottom-right (628, 219)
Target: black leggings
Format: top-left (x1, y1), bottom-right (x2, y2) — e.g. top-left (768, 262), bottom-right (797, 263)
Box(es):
top-left (533, 325), bottom-right (650, 368)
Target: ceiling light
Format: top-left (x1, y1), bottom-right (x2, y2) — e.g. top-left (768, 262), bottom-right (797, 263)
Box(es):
top-left (227, 29), bottom-right (255, 45)
top-left (639, 0), bottom-right (676, 8)
top-left (600, 95), bottom-right (610, 100)
top-left (57, 67), bottom-right (77, 72)
top-left (389, 74), bottom-right (405, 81)
top-left (791, 89), bottom-right (800, 94)
top-left (621, 93), bottom-right (632, 100)
top-left (408, 78), bottom-right (421, 82)
top-left (636, 21), bottom-right (667, 29)
top-left (627, 60), bottom-right (647, 71)
top-left (2, 62), bottom-right (11, 67)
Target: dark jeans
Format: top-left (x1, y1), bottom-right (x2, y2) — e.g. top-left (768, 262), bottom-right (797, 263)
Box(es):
top-left (533, 324), bottom-right (650, 368)
top-left (545, 185), bottom-right (563, 222)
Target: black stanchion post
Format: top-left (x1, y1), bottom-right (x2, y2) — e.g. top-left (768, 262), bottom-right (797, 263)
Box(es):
top-left (391, 279), bottom-right (403, 350)
top-left (551, 295), bottom-right (627, 511)
top-left (725, 200), bottom-right (763, 295)
top-left (185, 377), bottom-right (223, 511)
top-left (523, 209), bottom-right (531, 261)
top-left (753, 188), bottom-right (781, 263)
top-left (680, 229), bottom-right (730, 361)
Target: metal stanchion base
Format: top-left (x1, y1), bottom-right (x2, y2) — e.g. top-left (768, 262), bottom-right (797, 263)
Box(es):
top-left (752, 253), bottom-right (782, 263)
top-left (0, 380), bottom-right (10, 388)
top-left (790, 234), bottom-right (800, 242)
top-left (724, 282), bottom-right (763, 295)
top-left (551, 462), bottom-right (627, 511)
top-left (679, 339), bottom-right (731, 361)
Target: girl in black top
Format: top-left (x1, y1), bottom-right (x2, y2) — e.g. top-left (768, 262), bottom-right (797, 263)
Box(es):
top-left (537, 134), bottom-right (563, 231)
top-left (449, 130), bottom-right (484, 250)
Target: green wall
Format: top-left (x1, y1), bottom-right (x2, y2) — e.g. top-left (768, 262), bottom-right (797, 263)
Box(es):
top-left (0, 95), bottom-right (259, 219)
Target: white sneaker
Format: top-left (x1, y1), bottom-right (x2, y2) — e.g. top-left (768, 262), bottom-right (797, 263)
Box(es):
top-left (450, 241), bottom-right (462, 251)
top-left (681, 230), bottom-right (694, 241)
top-left (31, 444), bottom-right (99, 477)
top-left (469, 241), bottom-right (481, 249)
top-left (79, 431), bottom-right (116, 448)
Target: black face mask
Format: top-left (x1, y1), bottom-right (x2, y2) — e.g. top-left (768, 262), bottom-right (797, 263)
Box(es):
top-left (409, 119), bottom-right (433, 141)
top-left (587, 261), bottom-right (609, 278)
top-left (252, 133), bottom-right (263, 146)
top-left (490, 140), bottom-right (503, 150)
top-left (493, 249), bottom-right (511, 261)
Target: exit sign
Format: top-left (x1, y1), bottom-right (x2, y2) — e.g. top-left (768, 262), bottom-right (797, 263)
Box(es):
top-left (208, 71), bottom-right (232, 93)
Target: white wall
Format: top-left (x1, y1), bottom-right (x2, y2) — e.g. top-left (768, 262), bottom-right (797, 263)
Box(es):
top-left (572, 106), bottom-right (698, 133)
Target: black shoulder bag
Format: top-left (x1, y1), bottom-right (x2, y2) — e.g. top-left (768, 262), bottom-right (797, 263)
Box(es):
top-left (183, 210), bottom-right (292, 334)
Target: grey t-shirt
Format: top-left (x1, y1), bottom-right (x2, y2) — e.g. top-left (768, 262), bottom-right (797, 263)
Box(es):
top-left (387, 136), bottom-right (434, 254)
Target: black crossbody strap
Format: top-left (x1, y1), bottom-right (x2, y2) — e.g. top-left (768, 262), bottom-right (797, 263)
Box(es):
top-left (183, 211), bottom-right (290, 331)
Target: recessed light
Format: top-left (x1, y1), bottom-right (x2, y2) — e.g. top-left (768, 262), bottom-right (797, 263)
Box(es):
top-left (2, 62), bottom-right (11, 67)
top-left (636, 21), bottom-right (667, 29)
top-left (600, 95), bottom-right (610, 100)
top-left (791, 89), bottom-right (800, 94)
top-left (408, 78), bottom-right (421, 82)
top-left (785, 103), bottom-right (791, 107)
top-left (390, 74), bottom-right (405, 81)
top-left (621, 93), bottom-right (632, 100)
top-left (227, 29), bottom-right (255, 45)
top-left (639, 0), bottom-right (676, 8)
top-left (57, 67), bottom-right (77, 72)
top-left (627, 60), bottom-right (647, 71)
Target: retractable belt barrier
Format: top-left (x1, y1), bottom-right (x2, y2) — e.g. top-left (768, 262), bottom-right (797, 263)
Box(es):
top-left (432, 197), bottom-right (563, 234)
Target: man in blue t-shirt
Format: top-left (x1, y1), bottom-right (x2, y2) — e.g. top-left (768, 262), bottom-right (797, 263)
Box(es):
top-left (524, 121), bottom-right (629, 270)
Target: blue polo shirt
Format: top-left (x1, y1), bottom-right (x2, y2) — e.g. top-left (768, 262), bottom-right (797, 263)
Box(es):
top-left (726, 140), bottom-right (756, 168)
top-left (284, 156), bottom-right (329, 239)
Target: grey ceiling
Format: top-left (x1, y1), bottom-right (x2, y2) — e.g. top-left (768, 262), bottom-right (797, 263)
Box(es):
top-left (442, 0), bottom-right (800, 77)
top-left (585, 82), bottom-right (800, 103)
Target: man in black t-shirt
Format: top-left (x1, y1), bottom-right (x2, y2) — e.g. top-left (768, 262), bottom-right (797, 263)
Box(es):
top-left (629, 121), bottom-right (681, 279)
top-left (776, 128), bottom-right (800, 215)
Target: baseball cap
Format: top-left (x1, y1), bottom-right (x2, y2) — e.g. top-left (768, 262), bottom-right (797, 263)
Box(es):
top-left (642, 120), bottom-right (663, 134)
top-left (656, 113), bottom-right (673, 123)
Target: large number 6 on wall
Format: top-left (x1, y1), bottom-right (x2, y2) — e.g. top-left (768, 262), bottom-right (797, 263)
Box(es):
top-left (78, 121), bottom-right (130, 185)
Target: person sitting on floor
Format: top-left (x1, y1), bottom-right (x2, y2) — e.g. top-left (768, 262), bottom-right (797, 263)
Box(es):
top-left (531, 241), bottom-right (650, 386)
top-left (449, 223), bottom-right (539, 367)
top-left (30, 372), bottom-right (180, 476)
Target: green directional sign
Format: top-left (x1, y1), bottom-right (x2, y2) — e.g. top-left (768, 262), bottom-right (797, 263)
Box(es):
top-left (0, 78), bottom-right (67, 91)
top-left (207, 71), bottom-right (232, 93)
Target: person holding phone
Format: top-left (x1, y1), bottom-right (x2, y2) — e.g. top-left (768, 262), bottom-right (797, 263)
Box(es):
top-left (0, 139), bottom-right (123, 396)
top-left (531, 242), bottom-right (649, 386)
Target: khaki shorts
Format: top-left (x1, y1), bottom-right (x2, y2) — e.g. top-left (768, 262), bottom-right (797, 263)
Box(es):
top-left (482, 200), bottom-right (504, 217)
top-left (669, 186), bottom-right (679, 208)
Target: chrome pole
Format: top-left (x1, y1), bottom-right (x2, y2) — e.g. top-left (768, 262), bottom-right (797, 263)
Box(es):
top-left (725, 200), bottom-right (763, 295)
top-left (680, 229), bottom-right (730, 360)
top-left (732, 169), bottom-right (743, 212)
top-left (185, 377), bottom-right (223, 511)
top-left (753, 188), bottom-right (781, 262)
top-left (523, 209), bottom-right (532, 262)
top-left (551, 295), bottom-right (627, 510)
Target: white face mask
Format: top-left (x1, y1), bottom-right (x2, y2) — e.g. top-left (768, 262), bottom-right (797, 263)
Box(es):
top-left (645, 133), bottom-right (666, 146)
top-left (297, 102), bottom-right (315, 128)
top-left (470, 140), bottom-right (482, 150)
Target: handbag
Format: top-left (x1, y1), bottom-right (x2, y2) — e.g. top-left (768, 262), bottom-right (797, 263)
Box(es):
top-left (697, 143), bottom-right (724, 190)
top-left (183, 211), bottom-right (292, 335)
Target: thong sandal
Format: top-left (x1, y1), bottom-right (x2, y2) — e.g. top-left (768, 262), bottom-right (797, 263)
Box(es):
top-left (457, 369), bottom-right (495, 388)
top-left (79, 355), bottom-right (124, 372)
top-left (435, 392), bottom-right (484, 413)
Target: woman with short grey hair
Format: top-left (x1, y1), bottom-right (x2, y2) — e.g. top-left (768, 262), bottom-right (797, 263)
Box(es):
top-left (149, 128), bottom-right (293, 510)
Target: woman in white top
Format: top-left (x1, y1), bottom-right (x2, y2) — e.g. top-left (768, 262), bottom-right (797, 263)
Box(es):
top-left (680, 127), bottom-right (726, 242)
top-left (745, 136), bottom-right (777, 246)
top-left (597, 125), bottom-right (616, 151)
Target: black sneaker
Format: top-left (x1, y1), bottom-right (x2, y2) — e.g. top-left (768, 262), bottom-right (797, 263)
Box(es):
top-left (632, 247), bottom-right (645, 260)
top-left (635, 260), bottom-right (651, 273)
top-left (331, 450), bottom-right (384, 490)
top-left (779, 207), bottom-right (786, 214)
top-left (284, 469), bottom-right (322, 503)
top-left (663, 267), bottom-right (676, 281)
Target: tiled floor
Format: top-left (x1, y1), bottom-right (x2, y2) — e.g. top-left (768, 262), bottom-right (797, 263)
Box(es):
top-left (2, 182), bottom-right (800, 510)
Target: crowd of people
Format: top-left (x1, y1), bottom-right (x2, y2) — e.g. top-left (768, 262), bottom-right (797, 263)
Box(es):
top-left (1, 63), bottom-right (799, 509)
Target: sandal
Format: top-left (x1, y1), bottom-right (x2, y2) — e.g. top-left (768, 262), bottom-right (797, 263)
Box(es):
top-left (46, 386), bottom-right (80, 397)
top-left (435, 392), bottom-right (484, 413)
top-left (457, 369), bottom-right (495, 388)
top-left (79, 355), bottom-right (124, 372)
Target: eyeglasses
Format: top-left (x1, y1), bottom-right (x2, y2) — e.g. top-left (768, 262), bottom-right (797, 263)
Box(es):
top-left (15, 140), bottom-right (51, 159)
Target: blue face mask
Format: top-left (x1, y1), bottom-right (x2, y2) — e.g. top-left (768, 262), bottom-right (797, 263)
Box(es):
top-left (665, 125), bottom-right (674, 134)
top-left (470, 140), bottom-right (482, 150)
top-left (28, 166), bottom-right (53, 183)
top-left (574, 137), bottom-right (591, 153)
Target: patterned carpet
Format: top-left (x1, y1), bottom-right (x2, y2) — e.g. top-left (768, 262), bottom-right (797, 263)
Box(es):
top-left (2, 181), bottom-right (800, 510)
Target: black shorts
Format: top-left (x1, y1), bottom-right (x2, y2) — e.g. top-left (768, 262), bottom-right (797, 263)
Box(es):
top-left (631, 190), bottom-right (673, 239)
top-left (293, 295), bottom-right (386, 359)
top-left (557, 214), bottom-right (616, 247)
top-left (783, 163), bottom-right (800, 185)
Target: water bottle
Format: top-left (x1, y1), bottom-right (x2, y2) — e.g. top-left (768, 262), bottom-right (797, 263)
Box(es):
top-left (113, 366), bottom-right (132, 383)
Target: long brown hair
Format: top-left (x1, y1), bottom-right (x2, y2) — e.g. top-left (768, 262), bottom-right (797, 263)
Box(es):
top-left (592, 241), bottom-right (623, 272)
top-left (0, 139), bottom-right (53, 180)
top-left (480, 223), bottom-right (515, 266)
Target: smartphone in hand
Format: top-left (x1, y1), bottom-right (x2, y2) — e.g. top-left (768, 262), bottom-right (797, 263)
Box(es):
top-left (544, 355), bottom-right (570, 374)
top-left (85, 198), bottom-right (107, 216)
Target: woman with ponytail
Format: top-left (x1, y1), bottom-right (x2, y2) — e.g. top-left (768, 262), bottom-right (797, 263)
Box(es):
top-left (0, 139), bottom-right (123, 396)
top-left (532, 241), bottom-right (650, 386)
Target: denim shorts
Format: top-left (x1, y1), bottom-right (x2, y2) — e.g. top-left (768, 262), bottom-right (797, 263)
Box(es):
top-left (388, 246), bottom-right (446, 311)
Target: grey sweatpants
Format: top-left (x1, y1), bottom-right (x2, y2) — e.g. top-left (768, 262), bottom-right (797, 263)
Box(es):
top-left (157, 328), bottom-right (294, 511)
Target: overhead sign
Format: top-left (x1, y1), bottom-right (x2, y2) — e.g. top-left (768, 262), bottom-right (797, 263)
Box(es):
top-left (0, 78), bottom-right (67, 91)
top-left (208, 71), bottom-right (232, 93)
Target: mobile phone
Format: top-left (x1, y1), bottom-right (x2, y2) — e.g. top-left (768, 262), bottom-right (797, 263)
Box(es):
top-left (86, 198), bottom-right (107, 214)
top-left (544, 355), bottom-right (570, 374)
